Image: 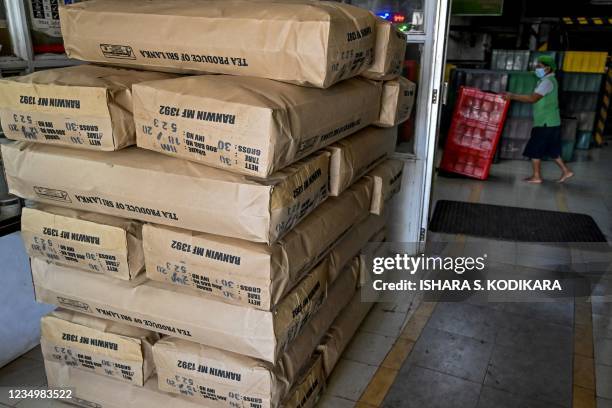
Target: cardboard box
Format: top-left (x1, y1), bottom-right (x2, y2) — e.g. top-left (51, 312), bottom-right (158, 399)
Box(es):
top-left (362, 19), bottom-right (407, 81)
top-left (318, 291), bottom-right (375, 377)
top-left (32, 257), bottom-right (328, 363)
top-left (40, 309), bottom-right (158, 386)
top-left (375, 77), bottom-right (416, 127)
top-left (133, 75), bottom-right (381, 177)
top-left (0, 65), bottom-right (172, 150)
top-left (327, 214), bottom-right (385, 283)
top-left (143, 178), bottom-right (372, 310)
top-left (45, 361), bottom-right (204, 408)
top-left (2, 143), bottom-right (329, 244)
top-left (59, 0), bottom-right (376, 88)
top-left (367, 159), bottom-right (404, 215)
top-left (327, 127), bottom-right (396, 196)
top-left (21, 205), bottom-right (144, 280)
top-left (151, 257), bottom-right (360, 408)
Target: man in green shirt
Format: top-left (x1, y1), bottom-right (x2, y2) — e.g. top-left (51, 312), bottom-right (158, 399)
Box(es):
top-left (505, 55), bottom-right (574, 183)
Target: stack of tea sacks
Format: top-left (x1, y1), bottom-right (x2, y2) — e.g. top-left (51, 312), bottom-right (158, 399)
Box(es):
top-left (0, 1), bottom-right (415, 407)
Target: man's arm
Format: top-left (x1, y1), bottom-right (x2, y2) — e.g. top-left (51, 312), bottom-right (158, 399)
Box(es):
top-left (506, 92), bottom-right (543, 104)
top-left (506, 76), bottom-right (552, 104)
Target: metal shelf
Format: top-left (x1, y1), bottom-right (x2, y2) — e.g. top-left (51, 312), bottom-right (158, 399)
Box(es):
top-left (33, 53), bottom-right (82, 69)
top-left (0, 55), bottom-right (28, 73)
top-left (1, 1), bottom-right (75, 75)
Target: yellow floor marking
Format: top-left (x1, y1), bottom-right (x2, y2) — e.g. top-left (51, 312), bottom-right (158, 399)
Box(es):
top-left (574, 355), bottom-right (596, 390)
top-left (556, 189), bottom-right (569, 212)
top-left (574, 324), bottom-right (594, 359)
top-left (573, 385), bottom-right (596, 408)
top-left (399, 311), bottom-right (430, 342)
top-left (469, 183), bottom-right (483, 204)
top-left (359, 367), bottom-right (401, 406)
top-left (381, 338), bottom-right (415, 370)
top-left (357, 301), bottom-right (437, 406)
top-left (573, 300), bottom-right (596, 407)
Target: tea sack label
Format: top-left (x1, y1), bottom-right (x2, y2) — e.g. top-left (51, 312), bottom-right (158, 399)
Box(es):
top-left (133, 75), bottom-right (381, 177)
top-left (21, 205), bottom-right (144, 280)
top-left (0, 65), bottom-right (172, 150)
top-left (41, 309), bottom-right (158, 386)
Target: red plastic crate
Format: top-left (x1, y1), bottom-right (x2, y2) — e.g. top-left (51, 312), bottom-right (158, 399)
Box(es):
top-left (454, 87), bottom-right (508, 125)
top-left (440, 87), bottom-right (510, 180)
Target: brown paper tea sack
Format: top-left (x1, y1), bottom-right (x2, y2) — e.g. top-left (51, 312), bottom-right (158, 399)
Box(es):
top-left (45, 361), bottom-right (203, 408)
top-left (327, 214), bottom-right (385, 283)
top-left (47, 357), bottom-right (323, 408)
top-left (21, 205), bottom-right (144, 280)
top-left (133, 75), bottom-right (381, 177)
top-left (2, 143), bottom-right (329, 244)
top-left (281, 355), bottom-right (325, 408)
top-left (151, 257), bottom-right (360, 408)
top-left (59, 0), bottom-right (376, 88)
top-left (327, 126), bottom-right (397, 196)
top-left (32, 257), bottom-right (328, 363)
top-left (143, 178), bottom-right (373, 310)
top-left (41, 309), bottom-right (159, 386)
top-left (318, 291), bottom-right (374, 377)
top-left (0, 65), bottom-right (173, 150)
top-left (375, 77), bottom-right (417, 127)
top-left (362, 19), bottom-right (407, 80)
top-left (367, 159), bottom-right (404, 215)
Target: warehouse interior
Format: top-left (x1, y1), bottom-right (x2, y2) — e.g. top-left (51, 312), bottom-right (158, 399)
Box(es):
top-left (0, 1), bottom-right (611, 408)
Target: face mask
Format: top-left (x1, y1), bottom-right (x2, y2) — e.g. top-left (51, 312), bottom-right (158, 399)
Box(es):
top-left (535, 68), bottom-right (547, 78)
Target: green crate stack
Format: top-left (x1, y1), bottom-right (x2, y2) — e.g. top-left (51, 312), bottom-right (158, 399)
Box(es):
top-left (507, 71), bottom-right (538, 118)
top-left (559, 72), bottom-right (603, 151)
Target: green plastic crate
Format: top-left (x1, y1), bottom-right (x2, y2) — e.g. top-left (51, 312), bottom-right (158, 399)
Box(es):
top-left (575, 131), bottom-right (593, 150)
top-left (560, 140), bottom-right (576, 162)
top-left (560, 73), bottom-right (604, 92)
top-left (507, 72), bottom-right (537, 118)
top-left (508, 71), bottom-right (538, 94)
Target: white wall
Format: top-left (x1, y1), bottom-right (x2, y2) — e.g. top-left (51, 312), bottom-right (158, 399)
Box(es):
top-left (0, 231), bottom-right (54, 368)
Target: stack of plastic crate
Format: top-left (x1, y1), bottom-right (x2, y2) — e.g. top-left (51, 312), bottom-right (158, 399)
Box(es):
top-left (440, 87), bottom-right (510, 179)
top-left (441, 68), bottom-right (509, 144)
top-left (559, 51), bottom-right (607, 150)
top-left (489, 50), bottom-right (530, 161)
top-left (491, 49), bottom-right (530, 71)
top-left (498, 71), bottom-right (537, 159)
top-left (558, 117), bottom-right (578, 162)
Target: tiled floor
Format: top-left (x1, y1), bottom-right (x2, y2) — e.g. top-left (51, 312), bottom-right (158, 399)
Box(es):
top-left (1, 147), bottom-right (611, 408)
top-left (323, 146), bottom-right (612, 407)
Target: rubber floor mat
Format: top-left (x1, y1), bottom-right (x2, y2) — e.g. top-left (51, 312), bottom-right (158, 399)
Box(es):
top-left (429, 200), bottom-right (607, 242)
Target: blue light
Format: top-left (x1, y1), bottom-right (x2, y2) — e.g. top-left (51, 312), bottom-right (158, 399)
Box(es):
top-left (376, 11), bottom-right (391, 20)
